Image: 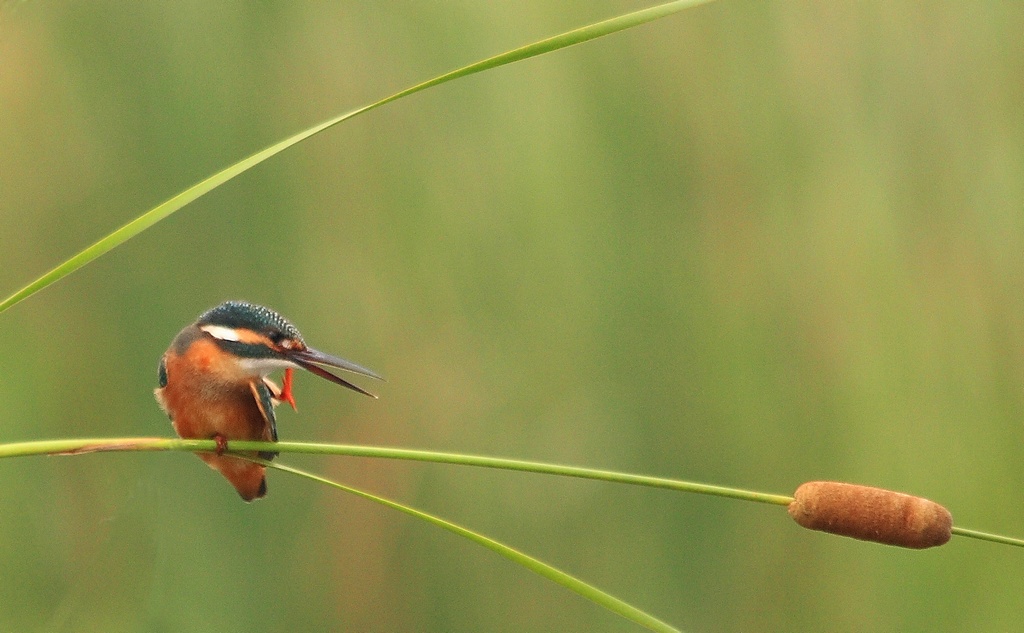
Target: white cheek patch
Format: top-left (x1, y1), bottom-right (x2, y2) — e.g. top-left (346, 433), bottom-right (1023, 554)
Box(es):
top-left (200, 324), bottom-right (242, 342)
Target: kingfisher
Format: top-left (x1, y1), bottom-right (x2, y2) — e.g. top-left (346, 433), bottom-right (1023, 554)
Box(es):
top-left (154, 300), bottom-right (382, 501)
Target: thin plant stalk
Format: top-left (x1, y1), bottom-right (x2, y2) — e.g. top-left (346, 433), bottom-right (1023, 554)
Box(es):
top-left (0, 436), bottom-right (790, 504)
top-left (0, 436), bottom-right (1020, 548)
top-left (0, 0), bottom-right (716, 314)
top-left (264, 459), bottom-right (682, 633)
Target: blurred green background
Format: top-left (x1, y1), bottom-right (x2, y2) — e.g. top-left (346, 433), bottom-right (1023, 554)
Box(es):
top-left (2, 1), bottom-right (1023, 631)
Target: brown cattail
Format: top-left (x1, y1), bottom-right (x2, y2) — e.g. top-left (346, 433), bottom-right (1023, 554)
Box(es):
top-left (788, 481), bottom-right (952, 549)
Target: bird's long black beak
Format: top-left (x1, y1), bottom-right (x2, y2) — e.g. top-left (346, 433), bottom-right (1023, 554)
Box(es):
top-left (288, 347), bottom-right (384, 398)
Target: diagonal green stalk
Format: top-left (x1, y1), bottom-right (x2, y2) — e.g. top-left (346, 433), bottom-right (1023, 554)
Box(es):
top-left (0, 0), bottom-right (717, 314)
top-left (262, 459), bottom-right (682, 633)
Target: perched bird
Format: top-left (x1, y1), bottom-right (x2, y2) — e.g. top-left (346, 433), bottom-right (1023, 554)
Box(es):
top-left (155, 300), bottom-right (382, 501)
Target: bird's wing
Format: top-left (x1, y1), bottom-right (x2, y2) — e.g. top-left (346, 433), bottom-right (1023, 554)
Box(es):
top-left (248, 379), bottom-right (279, 460)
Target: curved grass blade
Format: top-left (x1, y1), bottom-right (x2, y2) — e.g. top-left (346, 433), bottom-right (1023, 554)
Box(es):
top-left (263, 459), bottom-right (683, 633)
top-left (0, 0), bottom-right (716, 314)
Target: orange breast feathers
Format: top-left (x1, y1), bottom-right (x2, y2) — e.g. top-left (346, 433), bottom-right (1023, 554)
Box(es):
top-left (156, 338), bottom-right (274, 443)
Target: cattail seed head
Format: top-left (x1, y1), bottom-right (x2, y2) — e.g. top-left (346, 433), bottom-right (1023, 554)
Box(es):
top-left (788, 481), bottom-right (952, 549)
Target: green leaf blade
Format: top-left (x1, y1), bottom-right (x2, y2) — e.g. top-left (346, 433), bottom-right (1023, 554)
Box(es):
top-left (267, 460), bottom-right (684, 633)
top-left (0, 0), bottom-right (715, 314)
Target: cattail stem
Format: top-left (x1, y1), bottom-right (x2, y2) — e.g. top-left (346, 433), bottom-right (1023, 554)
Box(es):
top-left (788, 481), bottom-right (953, 549)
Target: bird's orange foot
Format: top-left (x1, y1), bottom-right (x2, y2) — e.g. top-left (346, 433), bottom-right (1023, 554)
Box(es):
top-left (280, 367), bottom-right (297, 410)
top-left (213, 434), bottom-right (228, 456)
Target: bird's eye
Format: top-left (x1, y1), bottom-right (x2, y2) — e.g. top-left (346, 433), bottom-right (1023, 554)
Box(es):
top-left (267, 330), bottom-right (299, 350)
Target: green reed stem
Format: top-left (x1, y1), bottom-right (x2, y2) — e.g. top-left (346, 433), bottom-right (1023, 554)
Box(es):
top-left (0, 436), bottom-right (792, 505)
top-left (4, 436), bottom-right (1022, 549)
top-left (262, 459), bottom-right (681, 632)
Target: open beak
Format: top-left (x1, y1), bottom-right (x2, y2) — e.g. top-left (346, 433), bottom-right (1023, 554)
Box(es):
top-left (287, 347), bottom-right (384, 398)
